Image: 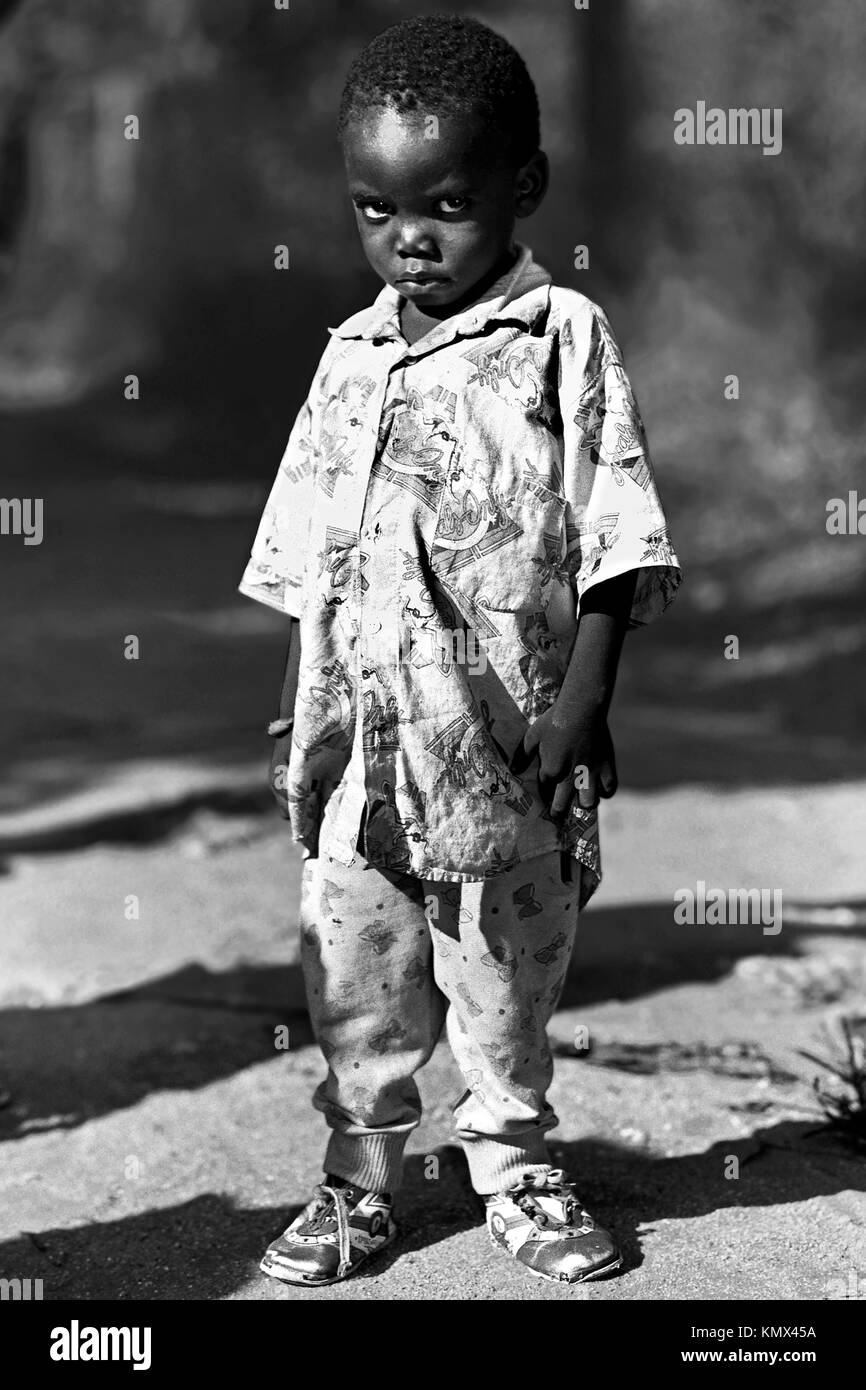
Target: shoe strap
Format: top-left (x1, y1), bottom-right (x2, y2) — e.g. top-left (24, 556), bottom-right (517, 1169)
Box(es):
top-left (505, 1169), bottom-right (583, 1230)
top-left (312, 1184), bottom-right (353, 1278)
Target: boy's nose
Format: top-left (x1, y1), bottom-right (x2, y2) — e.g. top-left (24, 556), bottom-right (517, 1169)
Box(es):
top-left (395, 225), bottom-right (438, 258)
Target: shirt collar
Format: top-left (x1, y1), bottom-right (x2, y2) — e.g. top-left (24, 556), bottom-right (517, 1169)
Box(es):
top-left (326, 241), bottom-right (552, 352)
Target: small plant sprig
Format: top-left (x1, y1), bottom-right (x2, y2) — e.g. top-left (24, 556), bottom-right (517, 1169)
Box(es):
top-left (798, 1016), bottom-right (866, 1148)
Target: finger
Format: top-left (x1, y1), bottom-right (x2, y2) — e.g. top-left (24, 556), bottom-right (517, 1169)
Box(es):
top-left (598, 756), bottom-right (618, 799)
top-left (576, 769), bottom-right (599, 811)
top-left (535, 769), bottom-right (553, 808)
top-left (550, 774), bottom-right (574, 818)
top-left (509, 733), bottom-right (538, 774)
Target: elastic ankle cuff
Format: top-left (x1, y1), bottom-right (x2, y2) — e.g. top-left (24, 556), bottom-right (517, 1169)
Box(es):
top-left (324, 1128), bottom-right (407, 1193)
top-left (463, 1134), bottom-right (553, 1195)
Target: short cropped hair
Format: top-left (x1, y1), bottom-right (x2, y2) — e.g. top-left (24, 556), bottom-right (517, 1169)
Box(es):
top-left (337, 13), bottom-right (541, 169)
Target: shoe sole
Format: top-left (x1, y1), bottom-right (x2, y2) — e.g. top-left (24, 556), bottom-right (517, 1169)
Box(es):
top-left (489, 1234), bottom-right (624, 1285)
top-left (525, 1252), bottom-right (624, 1284)
top-left (259, 1227), bottom-right (398, 1288)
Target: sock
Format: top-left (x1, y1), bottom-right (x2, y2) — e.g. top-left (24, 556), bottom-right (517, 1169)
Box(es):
top-left (325, 1173), bottom-right (391, 1204)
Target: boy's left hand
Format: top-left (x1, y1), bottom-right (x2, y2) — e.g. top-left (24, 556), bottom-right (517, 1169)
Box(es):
top-left (510, 702), bottom-right (618, 818)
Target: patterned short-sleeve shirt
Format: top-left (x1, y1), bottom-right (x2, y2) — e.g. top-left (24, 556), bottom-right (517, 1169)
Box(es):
top-left (239, 242), bottom-right (682, 907)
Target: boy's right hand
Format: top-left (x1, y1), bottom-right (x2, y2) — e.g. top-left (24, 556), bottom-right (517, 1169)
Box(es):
top-left (269, 733), bottom-right (294, 819)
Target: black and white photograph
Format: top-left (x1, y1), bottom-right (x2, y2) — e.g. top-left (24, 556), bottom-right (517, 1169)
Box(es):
top-left (1, 0), bottom-right (864, 1349)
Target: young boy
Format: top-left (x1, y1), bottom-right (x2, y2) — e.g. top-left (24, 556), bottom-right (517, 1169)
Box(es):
top-left (239, 13), bottom-right (681, 1286)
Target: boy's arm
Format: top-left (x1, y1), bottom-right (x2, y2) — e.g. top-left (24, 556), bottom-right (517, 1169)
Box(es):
top-left (517, 297), bottom-right (682, 817)
top-left (511, 569), bottom-right (637, 816)
top-left (277, 617), bottom-right (301, 720)
top-left (269, 618), bottom-right (301, 818)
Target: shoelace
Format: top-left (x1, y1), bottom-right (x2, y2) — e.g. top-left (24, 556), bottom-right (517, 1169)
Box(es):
top-left (306, 1184), bottom-right (354, 1277)
top-left (504, 1168), bottom-right (590, 1231)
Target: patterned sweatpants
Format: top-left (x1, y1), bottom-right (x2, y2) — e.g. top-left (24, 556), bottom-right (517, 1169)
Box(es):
top-left (298, 833), bottom-right (582, 1196)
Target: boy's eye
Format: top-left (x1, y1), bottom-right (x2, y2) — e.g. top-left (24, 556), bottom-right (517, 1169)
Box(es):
top-left (355, 200), bottom-right (390, 223)
top-left (436, 196), bottom-right (469, 214)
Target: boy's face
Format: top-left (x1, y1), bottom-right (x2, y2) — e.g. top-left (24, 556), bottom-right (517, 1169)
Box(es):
top-left (342, 103), bottom-right (547, 316)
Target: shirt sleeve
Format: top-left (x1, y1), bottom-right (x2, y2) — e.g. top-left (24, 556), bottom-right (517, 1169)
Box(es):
top-left (557, 300), bottom-right (682, 628)
top-left (237, 341), bottom-right (333, 620)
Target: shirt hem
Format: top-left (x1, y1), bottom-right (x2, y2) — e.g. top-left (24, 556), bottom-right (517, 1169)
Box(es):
top-left (316, 832), bottom-right (600, 886)
top-left (237, 576), bottom-right (301, 620)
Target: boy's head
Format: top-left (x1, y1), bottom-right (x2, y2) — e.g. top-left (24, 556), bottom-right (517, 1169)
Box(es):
top-left (337, 14), bottom-right (548, 314)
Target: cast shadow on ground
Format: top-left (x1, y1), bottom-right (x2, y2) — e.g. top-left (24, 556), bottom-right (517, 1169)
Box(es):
top-left (0, 1124), bottom-right (861, 1300)
top-left (1, 902), bottom-right (863, 1145)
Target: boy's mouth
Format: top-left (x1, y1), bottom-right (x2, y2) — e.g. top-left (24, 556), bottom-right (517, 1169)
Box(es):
top-left (395, 272), bottom-right (450, 286)
top-left (395, 274), bottom-right (453, 302)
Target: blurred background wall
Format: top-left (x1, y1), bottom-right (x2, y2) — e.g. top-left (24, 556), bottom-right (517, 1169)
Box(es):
top-left (1, 0), bottom-right (864, 817)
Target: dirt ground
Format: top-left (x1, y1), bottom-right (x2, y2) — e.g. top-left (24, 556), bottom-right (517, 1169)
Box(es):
top-left (1, 779), bottom-right (864, 1302)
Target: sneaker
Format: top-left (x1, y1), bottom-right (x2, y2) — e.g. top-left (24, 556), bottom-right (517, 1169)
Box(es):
top-left (260, 1177), bottom-right (397, 1286)
top-left (485, 1168), bottom-right (622, 1283)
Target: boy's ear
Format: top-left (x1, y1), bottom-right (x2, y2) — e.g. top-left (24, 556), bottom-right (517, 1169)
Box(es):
top-left (514, 149), bottom-right (549, 218)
